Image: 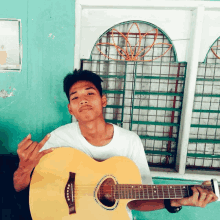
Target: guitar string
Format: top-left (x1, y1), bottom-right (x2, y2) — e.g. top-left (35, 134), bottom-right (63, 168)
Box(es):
top-left (70, 185), bottom-right (212, 190)
top-left (65, 185), bottom-right (213, 198)
top-left (66, 186), bottom-right (214, 198)
top-left (72, 185), bottom-right (212, 188)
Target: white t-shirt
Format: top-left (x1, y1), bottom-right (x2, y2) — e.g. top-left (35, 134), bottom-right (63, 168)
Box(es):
top-left (40, 122), bottom-right (153, 219)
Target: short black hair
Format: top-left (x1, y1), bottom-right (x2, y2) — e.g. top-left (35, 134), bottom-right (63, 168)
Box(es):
top-left (63, 69), bottom-right (103, 101)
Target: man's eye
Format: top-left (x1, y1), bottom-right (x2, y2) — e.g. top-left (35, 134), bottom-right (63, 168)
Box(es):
top-left (72, 97), bottom-right (78, 100)
top-left (88, 93), bottom-right (94, 95)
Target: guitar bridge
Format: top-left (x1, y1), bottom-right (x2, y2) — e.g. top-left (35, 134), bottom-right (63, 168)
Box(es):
top-left (64, 172), bottom-right (76, 214)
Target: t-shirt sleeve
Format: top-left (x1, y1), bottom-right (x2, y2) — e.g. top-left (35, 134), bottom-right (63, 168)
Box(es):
top-left (130, 134), bottom-right (153, 185)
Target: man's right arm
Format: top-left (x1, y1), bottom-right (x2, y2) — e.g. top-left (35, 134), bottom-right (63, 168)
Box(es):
top-left (13, 167), bottom-right (32, 192)
top-left (13, 134), bottom-right (53, 192)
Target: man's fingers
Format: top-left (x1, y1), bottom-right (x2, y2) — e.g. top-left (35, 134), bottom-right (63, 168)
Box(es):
top-left (205, 194), bottom-right (215, 204)
top-left (18, 134), bottom-right (31, 148)
top-left (202, 181), bottom-right (211, 186)
top-left (191, 187), bottom-right (200, 204)
top-left (17, 139), bottom-right (34, 154)
top-left (37, 148), bottom-right (54, 161)
top-left (197, 187), bottom-right (207, 202)
top-left (25, 142), bottom-right (39, 159)
top-left (37, 134), bottom-right (51, 150)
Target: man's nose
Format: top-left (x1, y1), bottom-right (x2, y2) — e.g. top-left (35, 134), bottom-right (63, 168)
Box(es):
top-left (80, 99), bottom-right (88, 105)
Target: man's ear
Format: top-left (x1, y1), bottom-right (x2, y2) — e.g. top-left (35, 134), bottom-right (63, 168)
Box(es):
top-left (102, 94), bottom-right (107, 107)
top-left (68, 103), bottom-right (73, 115)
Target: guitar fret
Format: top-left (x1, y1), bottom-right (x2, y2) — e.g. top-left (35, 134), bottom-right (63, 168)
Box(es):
top-left (154, 185), bottom-right (158, 199)
top-left (143, 185), bottom-right (147, 199)
top-left (146, 185), bottom-right (149, 199)
top-left (156, 185), bottom-right (159, 199)
top-left (181, 185), bottom-right (184, 198)
top-left (170, 185), bottom-right (173, 199)
top-left (124, 185), bottom-right (126, 199)
top-left (122, 185), bottom-right (124, 199)
top-left (150, 185), bottom-right (153, 199)
top-left (168, 185), bottom-right (170, 199)
top-left (139, 186), bottom-right (141, 199)
top-left (174, 186), bottom-right (177, 198)
top-left (131, 185), bottom-right (133, 199)
top-left (134, 186), bottom-right (137, 199)
top-left (187, 185), bottom-right (190, 197)
top-left (142, 186), bottom-right (144, 199)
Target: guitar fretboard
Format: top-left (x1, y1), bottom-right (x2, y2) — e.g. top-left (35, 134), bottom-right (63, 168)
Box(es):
top-left (111, 184), bottom-right (213, 200)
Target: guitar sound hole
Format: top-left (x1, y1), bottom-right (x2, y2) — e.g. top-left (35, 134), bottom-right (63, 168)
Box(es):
top-left (97, 178), bottom-right (116, 207)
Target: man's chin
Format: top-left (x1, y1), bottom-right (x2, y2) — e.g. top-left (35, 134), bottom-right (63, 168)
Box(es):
top-left (76, 115), bottom-right (95, 122)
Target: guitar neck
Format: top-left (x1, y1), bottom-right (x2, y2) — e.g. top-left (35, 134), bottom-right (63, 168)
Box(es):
top-left (113, 184), bottom-right (216, 200)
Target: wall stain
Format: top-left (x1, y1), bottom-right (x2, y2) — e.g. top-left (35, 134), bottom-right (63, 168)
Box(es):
top-left (0, 89), bottom-right (14, 98)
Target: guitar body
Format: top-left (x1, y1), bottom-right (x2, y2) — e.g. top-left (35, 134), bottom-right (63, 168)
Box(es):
top-left (29, 147), bottom-right (142, 220)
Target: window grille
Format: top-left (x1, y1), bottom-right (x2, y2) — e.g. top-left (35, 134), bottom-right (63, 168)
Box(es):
top-left (187, 37), bottom-right (220, 171)
top-left (81, 21), bottom-right (187, 168)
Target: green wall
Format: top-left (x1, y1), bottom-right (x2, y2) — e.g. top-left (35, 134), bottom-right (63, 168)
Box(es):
top-left (0, 1), bottom-right (219, 220)
top-left (0, 0), bottom-right (74, 154)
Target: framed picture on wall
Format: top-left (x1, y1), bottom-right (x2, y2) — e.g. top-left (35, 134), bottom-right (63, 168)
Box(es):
top-left (0, 19), bottom-right (22, 72)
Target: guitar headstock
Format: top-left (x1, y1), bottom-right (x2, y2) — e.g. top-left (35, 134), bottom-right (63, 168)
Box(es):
top-left (211, 179), bottom-right (220, 201)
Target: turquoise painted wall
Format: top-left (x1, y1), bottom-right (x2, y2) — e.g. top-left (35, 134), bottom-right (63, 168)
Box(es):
top-left (0, 1), bottom-right (219, 220)
top-left (0, 0), bottom-right (74, 154)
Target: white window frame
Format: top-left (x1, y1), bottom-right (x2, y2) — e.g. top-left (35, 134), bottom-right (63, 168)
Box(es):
top-left (74, 0), bottom-right (220, 182)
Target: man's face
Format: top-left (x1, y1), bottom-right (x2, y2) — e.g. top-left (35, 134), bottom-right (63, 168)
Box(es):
top-left (68, 81), bottom-right (107, 122)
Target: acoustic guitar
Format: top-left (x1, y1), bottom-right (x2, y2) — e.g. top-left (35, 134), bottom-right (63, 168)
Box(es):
top-left (29, 147), bottom-right (219, 220)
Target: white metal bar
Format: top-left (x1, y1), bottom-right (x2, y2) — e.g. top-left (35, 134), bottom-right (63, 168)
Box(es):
top-left (175, 6), bottom-right (205, 174)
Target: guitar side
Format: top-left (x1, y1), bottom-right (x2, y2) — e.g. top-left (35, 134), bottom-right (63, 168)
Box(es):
top-left (29, 147), bottom-right (142, 220)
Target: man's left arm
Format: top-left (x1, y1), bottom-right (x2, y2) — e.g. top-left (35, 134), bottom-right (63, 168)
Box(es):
top-left (128, 181), bottom-right (218, 211)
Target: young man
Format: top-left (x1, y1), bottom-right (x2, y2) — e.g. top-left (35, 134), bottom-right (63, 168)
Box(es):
top-left (14, 69), bottom-right (218, 219)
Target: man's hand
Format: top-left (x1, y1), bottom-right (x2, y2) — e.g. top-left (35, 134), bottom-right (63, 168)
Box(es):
top-left (17, 134), bottom-right (53, 173)
top-left (170, 181), bottom-right (218, 208)
top-left (14, 134), bottom-right (53, 192)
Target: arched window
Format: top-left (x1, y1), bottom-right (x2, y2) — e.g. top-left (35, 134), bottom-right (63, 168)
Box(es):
top-left (188, 37), bottom-right (220, 171)
top-left (81, 21), bottom-right (187, 168)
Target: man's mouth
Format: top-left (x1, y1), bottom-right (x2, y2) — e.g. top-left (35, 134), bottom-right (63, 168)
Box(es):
top-left (79, 105), bottom-right (92, 112)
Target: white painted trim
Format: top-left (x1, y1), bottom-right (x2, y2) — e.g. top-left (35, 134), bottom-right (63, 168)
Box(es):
top-left (19, 19), bottom-right (23, 72)
top-left (78, 0), bottom-right (220, 10)
top-left (0, 65), bottom-right (21, 72)
top-left (151, 170), bottom-right (220, 183)
top-left (175, 6), bottom-right (205, 175)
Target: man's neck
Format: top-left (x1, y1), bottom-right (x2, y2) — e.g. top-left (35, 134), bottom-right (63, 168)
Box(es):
top-left (78, 118), bottom-right (114, 146)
